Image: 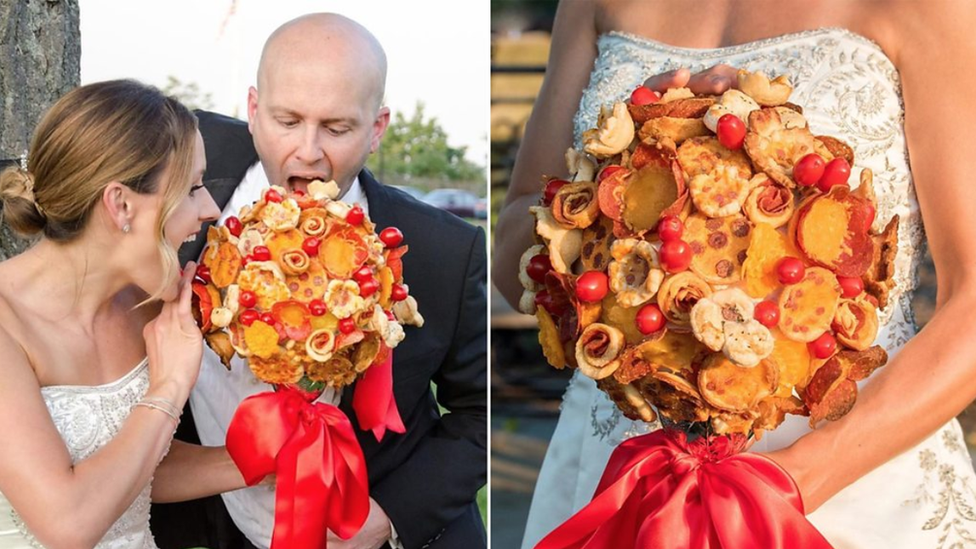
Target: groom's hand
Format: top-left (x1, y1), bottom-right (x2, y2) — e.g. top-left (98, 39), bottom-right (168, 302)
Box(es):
top-left (327, 497), bottom-right (393, 549)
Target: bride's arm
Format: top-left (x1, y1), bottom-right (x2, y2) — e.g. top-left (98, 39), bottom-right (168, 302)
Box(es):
top-left (150, 441), bottom-right (249, 503)
top-left (766, 3), bottom-right (976, 513)
top-left (491, 0), bottom-right (599, 308)
top-left (0, 329), bottom-right (183, 547)
top-left (0, 268), bottom-right (200, 547)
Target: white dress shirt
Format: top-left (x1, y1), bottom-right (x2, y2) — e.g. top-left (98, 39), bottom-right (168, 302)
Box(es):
top-left (189, 163), bottom-right (384, 548)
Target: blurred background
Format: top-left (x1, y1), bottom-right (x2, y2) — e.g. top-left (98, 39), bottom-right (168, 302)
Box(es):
top-left (488, 2), bottom-right (959, 548)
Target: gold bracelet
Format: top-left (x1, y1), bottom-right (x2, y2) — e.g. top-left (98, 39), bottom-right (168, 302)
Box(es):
top-left (134, 401), bottom-right (180, 425)
top-left (140, 396), bottom-right (182, 418)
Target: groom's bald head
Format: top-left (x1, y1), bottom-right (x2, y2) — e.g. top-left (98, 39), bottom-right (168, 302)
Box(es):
top-left (247, 13), bottom-right (391, 195)
top-left (257, 13), bottom-right (387, 111)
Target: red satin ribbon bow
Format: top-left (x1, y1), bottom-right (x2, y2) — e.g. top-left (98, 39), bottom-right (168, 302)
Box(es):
top-left (227, 387), bottom-right (370, 549)
top-left (536, 430), bottom-right (834, 549)
top-left (352, 347), bottom-right (406, 441)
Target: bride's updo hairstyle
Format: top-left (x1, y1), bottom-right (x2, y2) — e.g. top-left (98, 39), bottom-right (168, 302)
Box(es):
top-left (0, 80), bottom-right (197, 293)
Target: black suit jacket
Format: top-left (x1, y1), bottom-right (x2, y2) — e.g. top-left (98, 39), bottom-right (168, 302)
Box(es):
top-left (152, 111), bottom-right (487, 549)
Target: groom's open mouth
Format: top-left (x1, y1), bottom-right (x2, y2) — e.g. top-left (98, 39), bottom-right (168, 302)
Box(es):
top-left (287, 174), bottom-right (329, 193)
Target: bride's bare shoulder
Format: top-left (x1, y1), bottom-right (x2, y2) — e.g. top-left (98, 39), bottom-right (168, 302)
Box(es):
top-left (0, 264), bottom-right (27, 342)
top-left (879, 1), bottom-right (976, 66)
top-left (0, 291), bottom-right (34, 381)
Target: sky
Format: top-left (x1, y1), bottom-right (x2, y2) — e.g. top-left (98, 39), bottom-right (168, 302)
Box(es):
top-left (79, 0), bottom-right (490, 165)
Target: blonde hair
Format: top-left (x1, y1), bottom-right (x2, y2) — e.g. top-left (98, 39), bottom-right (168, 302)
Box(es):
top-left (0, 79), bottom-right (197, 300)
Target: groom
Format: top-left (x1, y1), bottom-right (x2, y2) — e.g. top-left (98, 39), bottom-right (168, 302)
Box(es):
top-left (153, 13), bottom-right (487, 549)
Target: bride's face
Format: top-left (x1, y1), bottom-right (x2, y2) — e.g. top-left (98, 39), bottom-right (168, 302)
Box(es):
top-left (131, 132), bottom-right (219, 301)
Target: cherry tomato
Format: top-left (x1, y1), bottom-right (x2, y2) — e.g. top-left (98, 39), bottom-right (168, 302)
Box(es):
top-left (359, 277), bottom-right (379, 298)
top-left (837, 276), bottom-right (864, 298)
top-left (225, 216), bottom-right (243, 237)
top-left (793, 154), bottom-right (826, 187)
top-left (353, 265), bottom-right (373, 282)
top-left (817, 158), bottom-right (851, 193)
top-left (238, 290), bottom-right (257, 309)
top-left (597, 165), bottom-right (625, 182)
top-left (302, 237), bottom-right (321, 256)
top-left (259, 312), bottom-right (276, 326)
top-left (776, 257), bottom-right (806, 285)
top-left (659, 240), bottom-right (692, 273)
top-left (339, 317), bottom-right (357, 334)
top-left (264, 189), bottom-right (283, 203)
top-left (716, 114), bottom-right (746, 150)
top-left (636, 304), bottom-right (666, 335)
top-left (252, 246), bottom-right (272, 262)
top-left (239, 309), bottom-right (259, 327)
top-left (346, 206), bottom-right (365, 225)
top-left (657, 216), bottom-right (684, 242)
top-left (380, 227), bottom-right (404, 248)
top-left (309, 299), bottom-right (327, 316)
top-left (575, 271), bottom-right (609, 303)
top-left (754, 301), bottom-right (780, 328)
top-left (391, 284), bottom-right (408, 302)
top-left (194, 265), bottom-right (212, 284)
top-left (630, 86), bottom-right (660, 106)
top-left (809, 332), bottom-right (837, 359)
top-left (526, 254), bottom-right (552, 284)
top-left (543, 179), bottom-right (568, 206)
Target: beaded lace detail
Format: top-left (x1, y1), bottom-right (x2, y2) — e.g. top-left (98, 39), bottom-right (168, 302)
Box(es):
top-left (3, 360), bottom-right (159, 548)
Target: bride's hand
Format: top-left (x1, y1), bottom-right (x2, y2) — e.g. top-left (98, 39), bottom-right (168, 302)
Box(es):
top-left (642, 64), bottom-right (738, 95)
top-left (143, 261), bottom-right (203, 403)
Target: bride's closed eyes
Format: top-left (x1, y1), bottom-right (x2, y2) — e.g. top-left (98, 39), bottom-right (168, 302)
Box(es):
top-left (188, 184), bottom-right (205, 197)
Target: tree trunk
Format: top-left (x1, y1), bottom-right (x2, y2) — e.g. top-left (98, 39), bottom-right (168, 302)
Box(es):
top-left (0, 0), bottom-right (80, 259)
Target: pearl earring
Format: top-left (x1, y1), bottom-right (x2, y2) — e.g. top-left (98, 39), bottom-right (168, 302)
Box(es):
top-left (122, 223), bottom-right (131, 234)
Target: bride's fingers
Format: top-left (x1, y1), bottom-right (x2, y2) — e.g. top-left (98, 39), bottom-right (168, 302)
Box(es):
top-left (642, 67), bottom-right (691, 93)
top-left (174, 262), bottom-right (197, 327)
top-left (686, 64), bottom-right (738, 94)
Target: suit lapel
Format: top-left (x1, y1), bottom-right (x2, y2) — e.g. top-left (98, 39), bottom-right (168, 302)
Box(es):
top-left (359, 169), bottom-right (398, 231)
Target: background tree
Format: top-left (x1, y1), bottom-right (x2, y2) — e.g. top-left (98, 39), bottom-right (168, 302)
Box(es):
top-left (368, 101), bottom-right (485, 194)
top-left (161, 75), bottom-right (215, 111)
top-left (0, 0), bottom-right (80, 260)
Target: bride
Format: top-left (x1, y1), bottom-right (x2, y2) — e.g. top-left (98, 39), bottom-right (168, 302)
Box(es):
top-left (492, 1), bottom-right (976, 547)
top-left (0, 80), bottom-right (250, 547)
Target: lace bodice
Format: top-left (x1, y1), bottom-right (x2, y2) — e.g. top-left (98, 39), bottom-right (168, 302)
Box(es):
top-left (574, 28), bottom-right (924, 348)
top-left (0, 360), bottom-right (158, 548)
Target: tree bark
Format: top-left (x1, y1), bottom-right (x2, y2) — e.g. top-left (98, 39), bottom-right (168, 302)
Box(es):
top-left (0, 0), bottom-right (80, 259)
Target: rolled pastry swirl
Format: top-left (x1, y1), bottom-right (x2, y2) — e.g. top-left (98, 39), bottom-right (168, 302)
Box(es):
top-left (552, 181), bottom-right (601, 230)
top-left (575, 323), bottom-right (625, 380)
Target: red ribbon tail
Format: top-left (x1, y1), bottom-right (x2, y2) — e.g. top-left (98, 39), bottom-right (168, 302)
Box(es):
top-left (536, 431), bottom-right (834, 549)
top-left (352, 348), bottom-right (406, 441)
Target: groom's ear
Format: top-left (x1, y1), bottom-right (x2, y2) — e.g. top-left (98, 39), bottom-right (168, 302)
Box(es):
top-left (247, 86), bottom-right (259, 134)
top-left (370, 106), bottom-right (391, 154)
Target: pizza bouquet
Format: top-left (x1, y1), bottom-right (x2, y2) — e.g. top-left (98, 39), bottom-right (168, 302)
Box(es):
top-left (191, 180), bottom-right (423, 549)
top-left (521, 70), bottom-right (898, 549)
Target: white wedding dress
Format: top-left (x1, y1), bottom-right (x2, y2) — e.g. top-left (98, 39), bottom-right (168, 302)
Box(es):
top-left (522, 28), bottom-right (976, 549)
top-left (0, 359), bottom-right (159, 548)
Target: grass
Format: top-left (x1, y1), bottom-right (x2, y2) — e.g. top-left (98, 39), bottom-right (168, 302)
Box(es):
top-left (478, 485), bottom-right (488, 525)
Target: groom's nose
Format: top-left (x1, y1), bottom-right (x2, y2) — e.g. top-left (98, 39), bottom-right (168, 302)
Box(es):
top-left (295, 126), bottom-right (325, 164)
